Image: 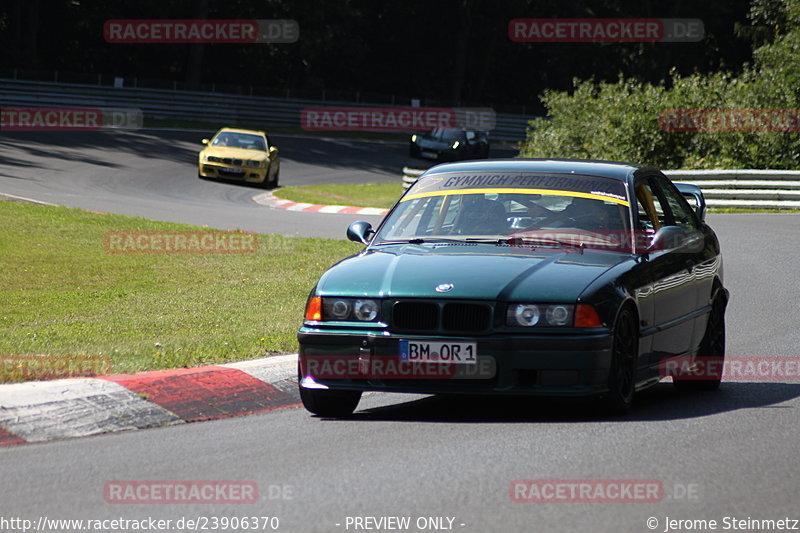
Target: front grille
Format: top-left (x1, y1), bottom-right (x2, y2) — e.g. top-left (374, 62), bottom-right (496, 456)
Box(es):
top-left (393, 302), bottom-right (437, 330)
top-left (443, 303), bottom-right (491, 332)
top-left (221, 157), bottom-right (243, 166)
top-left (218, 168), bottom-right (244, 177)
top-left (391, 301), bottom-right (492, 333)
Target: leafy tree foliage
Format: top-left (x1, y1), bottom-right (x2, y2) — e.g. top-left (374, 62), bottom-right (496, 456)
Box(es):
top-left (521, 0), bottom-right (800, 168)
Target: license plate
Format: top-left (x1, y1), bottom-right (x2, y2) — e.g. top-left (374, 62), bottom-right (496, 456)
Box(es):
top-left (421, 150), bottom-right (437, 159)
top-left (399, 340), bottom-right (477, 364)
top-left (222, 166), bottom-right (244, 174)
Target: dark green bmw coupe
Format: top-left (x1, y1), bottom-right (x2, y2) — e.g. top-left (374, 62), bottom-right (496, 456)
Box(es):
top-left (298, 159), bottom-right (728, 416)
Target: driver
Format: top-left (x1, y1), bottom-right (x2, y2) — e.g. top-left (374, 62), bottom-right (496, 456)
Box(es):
top-left (525, 196), bottom-right (620, 229)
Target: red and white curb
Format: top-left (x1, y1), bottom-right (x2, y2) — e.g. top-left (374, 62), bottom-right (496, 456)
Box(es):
top-left (0, 355), bottom-right (299, 446)
top-left (252, 190), bottom-right (389, 216)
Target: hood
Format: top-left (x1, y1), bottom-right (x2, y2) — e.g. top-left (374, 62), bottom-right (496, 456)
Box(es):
top-left (316, 245), bottom-right (629, 302)
top-left (203, 146), bottom-right (266, 160)
top-left (418, 138), bottom-right (453, 150)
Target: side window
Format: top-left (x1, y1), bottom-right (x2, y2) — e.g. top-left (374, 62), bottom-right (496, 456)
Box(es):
top-left (653, 177), bottom-right (698, 230)
top-left (634, 179), bottom-right (667, 232)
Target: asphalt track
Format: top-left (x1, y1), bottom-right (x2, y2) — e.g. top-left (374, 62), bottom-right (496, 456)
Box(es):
top-left (1, 130), bottom-right (800, 532)
top-left (0, 129), bottom-right (515, 238)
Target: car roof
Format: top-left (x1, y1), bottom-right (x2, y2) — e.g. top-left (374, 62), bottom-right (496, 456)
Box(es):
top-left (216, 127), bottom-right (267, 136)
top-left (420, 158), bottom-right (657, 181)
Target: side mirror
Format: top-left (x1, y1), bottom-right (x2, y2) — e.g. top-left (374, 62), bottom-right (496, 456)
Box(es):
top-left (648, 225), bottom-right (687, 253)
top-left (346, 221), bottom-right (374, 245)
top-left (674, 183), bottom-right (707, 221)
top-left (269, 146), bottom-right (278, 154)
top-left (647, 225), bottom-right (707, 254)
top-left (201, 139), bottom-right (209, 145)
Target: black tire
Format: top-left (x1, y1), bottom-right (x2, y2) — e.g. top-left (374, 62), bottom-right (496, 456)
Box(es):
top-left (602, 307), bottom-right (638, 413)
top-left (271, 163), bottom-right (280, 187)
top-left (261, 163), bottom-right (279, 188)
top-left (298, 360), bottom-right (361, 417)
top-left (674, 293), bottom-right (726, 391)
top-left (300, 386), bottom-right (361, 417)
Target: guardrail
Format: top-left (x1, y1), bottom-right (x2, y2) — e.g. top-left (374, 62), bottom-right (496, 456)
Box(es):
top-left (0, 78), bottom-right (537, 142)
top-left (663, 170), bottom-right (800, 209)
top-left (402, 167), bottom-right (800, 209)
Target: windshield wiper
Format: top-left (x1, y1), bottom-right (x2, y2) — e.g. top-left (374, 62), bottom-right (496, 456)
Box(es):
top-left (406, 238), bottom-right (476, 245)
top-left (372, 238), bottom-right (475, 246)
top-left (497, 236), bottom-right (585, 253)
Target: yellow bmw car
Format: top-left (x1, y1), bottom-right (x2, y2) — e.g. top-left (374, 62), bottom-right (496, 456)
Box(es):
top-left (198, 128), bottom-right (280, 187)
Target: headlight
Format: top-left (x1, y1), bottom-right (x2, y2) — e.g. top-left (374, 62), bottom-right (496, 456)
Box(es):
top-left (452, 140), bottom-right (460, 149)
top-left (546, 305), bottom-right (572, 326)
top-left (411, 134), bottom-right (417, 143)
top-left (354, 299), bottom-right (379, 321)
top-left (321, 297), bottom-right (380, 322)
top-left (507, 304), bottom-right (575, 327)
top-left (510, 304), bottom-right (540, 326)
top-left (247, 160), bottom-right (265, 167)
top-left (207, 155), bottom-right (221, 163)
top-left (329, 299), bottom-right (352, 320)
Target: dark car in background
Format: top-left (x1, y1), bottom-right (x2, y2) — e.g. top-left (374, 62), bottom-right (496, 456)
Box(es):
top-left (298, 159), bottom-right (728, 417)
top-left (409, 128), bottom-right (490, 161)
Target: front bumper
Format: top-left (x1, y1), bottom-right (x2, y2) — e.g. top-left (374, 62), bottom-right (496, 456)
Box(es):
top-left (199, 162), bottom-right (268, 183)
top-left (297, 327), bottom-right (613, 397)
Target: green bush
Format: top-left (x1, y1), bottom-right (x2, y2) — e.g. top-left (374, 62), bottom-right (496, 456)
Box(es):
top-left (520, 0), bottom-right (800, 169)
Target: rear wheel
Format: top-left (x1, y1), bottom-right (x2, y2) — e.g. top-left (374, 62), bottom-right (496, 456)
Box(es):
top-left (602, 307), bottom-right (637, 413)
top-left (674, 294), bottom-right (726, 391)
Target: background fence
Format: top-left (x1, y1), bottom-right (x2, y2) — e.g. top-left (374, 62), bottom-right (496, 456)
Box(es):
top-left (0, 77), bottom-right (536, 142)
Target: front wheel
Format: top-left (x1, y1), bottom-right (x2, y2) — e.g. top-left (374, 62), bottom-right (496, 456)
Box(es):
top-left (674, 293), bottom-right (726, 391)
top-left (602, 307), bottom-right (638, 413)
top-left (271, 163), bottom-right (280, 187)
top-left (299, 386), bottom-right (361, 417)
top-left (263, 162), bottom-right (279, 188)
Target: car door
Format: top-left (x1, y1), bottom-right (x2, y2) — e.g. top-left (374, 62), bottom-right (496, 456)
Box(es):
top-left (651, 175), bottom-right (713, 352)
top-left (633, 175), bottom-right (697, 361)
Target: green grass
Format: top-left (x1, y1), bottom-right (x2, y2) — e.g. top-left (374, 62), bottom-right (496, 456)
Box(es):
top-left (274, 183), bottom-right (406, 209)
top-left (0, 201), bottom-right (361, 381)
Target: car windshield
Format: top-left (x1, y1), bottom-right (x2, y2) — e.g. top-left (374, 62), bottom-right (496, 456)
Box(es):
top-left (373, 171), bottom-right (636, 251)
top-left (211, 132), bottom-right (267, 151)
top-left (428, 129), bottom-right (466, 141)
